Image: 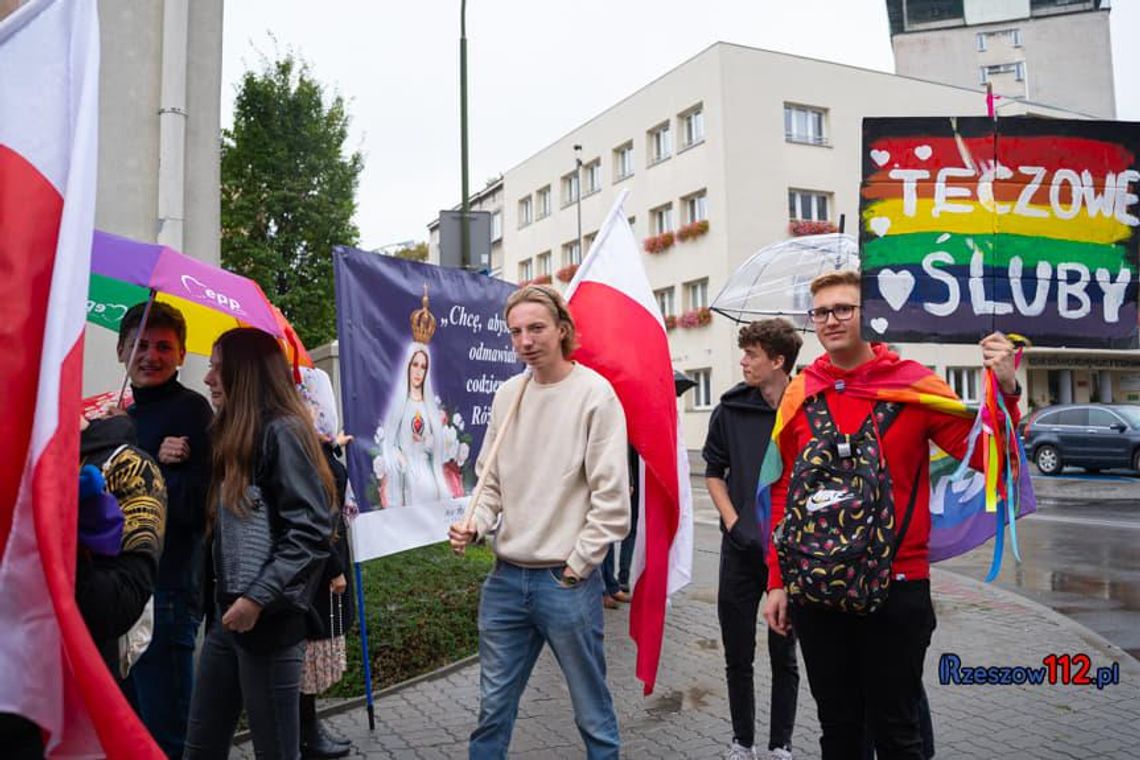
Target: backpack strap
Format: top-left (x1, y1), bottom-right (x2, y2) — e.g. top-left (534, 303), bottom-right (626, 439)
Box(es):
top-left (803, 392), bottom-right (838, 438)
top-left (893, 456), bottom-right (926, 555)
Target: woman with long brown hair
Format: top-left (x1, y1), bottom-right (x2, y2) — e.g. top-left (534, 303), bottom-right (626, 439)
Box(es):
top-left (184, 328), bottom-right (335, 759)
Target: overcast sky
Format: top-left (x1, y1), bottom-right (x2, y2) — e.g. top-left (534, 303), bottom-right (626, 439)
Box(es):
top-left (221, 0), bottom-right (1139, 251)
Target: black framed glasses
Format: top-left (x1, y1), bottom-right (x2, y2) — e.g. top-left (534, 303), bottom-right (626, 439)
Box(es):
top-left (807, 304), bottom-right (859, 324)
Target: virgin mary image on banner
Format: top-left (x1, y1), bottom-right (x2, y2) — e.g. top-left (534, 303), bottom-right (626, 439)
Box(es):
top-left (373, 286), bottom-right (459, 507)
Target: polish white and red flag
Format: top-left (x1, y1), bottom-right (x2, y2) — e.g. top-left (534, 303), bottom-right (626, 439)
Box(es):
top-left (565, 189), bottom-right (694, 695)
top-left (0, 1), bottom-right (160, 756)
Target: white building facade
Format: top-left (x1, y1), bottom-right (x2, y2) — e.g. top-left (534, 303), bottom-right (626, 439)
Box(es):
top-left (492, 43), bottom-right (1101, 449)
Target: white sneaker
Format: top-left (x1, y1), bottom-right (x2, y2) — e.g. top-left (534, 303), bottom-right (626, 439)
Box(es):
top-left (765, 748), bottom-right (793, 760)
top-left (726, 742), bottom-right (756, 760)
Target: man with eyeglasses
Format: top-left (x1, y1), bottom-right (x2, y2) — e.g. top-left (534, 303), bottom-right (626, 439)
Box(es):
top-left (762, 270), bottom-right (1019, 759)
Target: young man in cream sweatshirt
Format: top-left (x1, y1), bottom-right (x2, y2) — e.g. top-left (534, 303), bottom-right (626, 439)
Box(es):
top-left (449, 284), bottom-right (630, 760)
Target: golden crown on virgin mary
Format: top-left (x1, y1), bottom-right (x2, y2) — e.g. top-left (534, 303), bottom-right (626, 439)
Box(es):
top-left (410, 284), bottom-right (437, 344)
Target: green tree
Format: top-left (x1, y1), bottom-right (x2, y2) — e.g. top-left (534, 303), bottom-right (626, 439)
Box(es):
top-left (221, 54), bottom-right (363, 348)
top-left (393, 242), bottom-right (429, 262)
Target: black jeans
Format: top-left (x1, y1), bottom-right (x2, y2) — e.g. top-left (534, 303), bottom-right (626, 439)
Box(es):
top-left (791, 579), bottom-right (937, 760)
top-left (718, 533), bottom-right (799, 751)
top-left (183, 621), bottom-right (305, 759)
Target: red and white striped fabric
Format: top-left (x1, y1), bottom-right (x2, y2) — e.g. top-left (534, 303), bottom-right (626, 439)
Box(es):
top-left (0, 1), bottom-right (160, 756)
top-left (566, 189), bottom-right (694, 695)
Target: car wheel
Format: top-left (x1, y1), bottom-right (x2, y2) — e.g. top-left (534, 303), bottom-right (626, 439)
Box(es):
top-left (1035, 445), bottom-right (1062, 475)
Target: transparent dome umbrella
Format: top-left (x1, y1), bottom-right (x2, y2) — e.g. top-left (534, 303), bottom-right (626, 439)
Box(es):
top-left (710, 233), bottom-right (859, 330)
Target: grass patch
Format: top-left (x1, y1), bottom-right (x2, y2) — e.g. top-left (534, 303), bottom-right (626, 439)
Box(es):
top-left (325, 542), bottom-right (494, 698)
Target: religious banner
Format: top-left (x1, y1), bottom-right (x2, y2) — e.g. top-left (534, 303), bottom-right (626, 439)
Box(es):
top-left (860, 117), bottom-right (1140, 348)
top-left (333, 247), bottom-right (522, 560)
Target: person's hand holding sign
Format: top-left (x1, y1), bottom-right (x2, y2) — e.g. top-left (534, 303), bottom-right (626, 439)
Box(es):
top-left (980, 332), bottom-right (1018, 395)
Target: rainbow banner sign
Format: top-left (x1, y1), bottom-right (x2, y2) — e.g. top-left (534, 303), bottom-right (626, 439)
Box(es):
top-left (860, 117), bottom-right (1140, 348)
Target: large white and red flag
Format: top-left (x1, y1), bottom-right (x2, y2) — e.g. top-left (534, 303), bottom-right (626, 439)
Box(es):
top-left (0, 1), bottom-right (159, 756)
top-left (566, 189), bottom-right (694, 695)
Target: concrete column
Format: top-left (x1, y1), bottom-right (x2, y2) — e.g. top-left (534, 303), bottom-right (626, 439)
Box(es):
top-left (1059, 369), bottom-right (1074, 404)
top-left (1099, 371), bottom-right (1113, 404)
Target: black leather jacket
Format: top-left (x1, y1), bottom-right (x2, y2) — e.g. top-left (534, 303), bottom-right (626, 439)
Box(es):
top-left (211, 416), bottom-right (332, 650)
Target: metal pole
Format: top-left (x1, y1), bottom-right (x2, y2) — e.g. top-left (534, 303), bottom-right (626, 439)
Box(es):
top-left (460, 0), bottom-right (470, 269)
top-left (354, 560), bottom-right (376, 731)
top-left (574, 144), bottom-right (583, 265)
top-left (117, 289), bottom-right (157, 406)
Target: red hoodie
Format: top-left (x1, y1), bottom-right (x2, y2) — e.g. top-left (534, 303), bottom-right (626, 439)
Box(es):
top-left (766, 344), bottom-right (1020, 592)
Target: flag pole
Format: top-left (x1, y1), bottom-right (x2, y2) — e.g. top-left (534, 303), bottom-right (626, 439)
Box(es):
top-left (116, 288), bottom-right (157, 406)
top-left (459, 376), bottom-right (530, 533)
top-left (353, 560), bottom-right (376, 731)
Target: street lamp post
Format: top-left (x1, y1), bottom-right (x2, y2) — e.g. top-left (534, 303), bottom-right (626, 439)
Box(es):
top-left (574, 144), bottom-right (583, 267)
top-left (460, 0), bottom-right (470, 269)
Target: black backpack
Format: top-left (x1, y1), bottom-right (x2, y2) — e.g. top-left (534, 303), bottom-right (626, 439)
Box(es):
top-left (773, 393), bottom-right (921, 615)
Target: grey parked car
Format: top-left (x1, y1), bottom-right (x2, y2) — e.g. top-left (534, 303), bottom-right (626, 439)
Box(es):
top-left (1021, 403), bottom-right (1140, 475)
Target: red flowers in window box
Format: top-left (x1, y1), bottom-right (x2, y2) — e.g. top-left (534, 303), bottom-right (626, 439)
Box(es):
top-left (532, 273), bottom-right (552, 285)
top-left (664, 314), bottom-right (678, 330)
top-left (556, 264), bottom-right (579, 283)
top-left (643, 231), bottom-right (676, 254)
top-left (676, 219), bottom-right (710, 242)
top-left (789, 219), bottom-right (837, 237)
top-left (678, 307), bottom-right (712, 328)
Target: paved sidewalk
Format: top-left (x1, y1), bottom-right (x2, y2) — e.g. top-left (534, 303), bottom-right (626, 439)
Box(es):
top-left (236, 522), bottom-right (1140, 759)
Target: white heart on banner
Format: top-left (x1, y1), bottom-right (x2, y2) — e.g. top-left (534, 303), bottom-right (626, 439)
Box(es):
top-left (870, 149), bottom-right (891, 167)
top-left (869, 217), bottom-right (891, 237)
top-left (914, 145), bottom-right (933, 160)
top-left (877, 269), bottom-right (915, 312)
top-left (870, 317), bottom-right (890, 334)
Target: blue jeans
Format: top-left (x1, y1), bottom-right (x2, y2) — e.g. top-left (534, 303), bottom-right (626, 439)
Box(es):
top-left (125, 588), bottom-right (201, 758)
top-left (470, 562), bottom-right (619, 759)
top-left (184, 621), bottom-right (305, 759)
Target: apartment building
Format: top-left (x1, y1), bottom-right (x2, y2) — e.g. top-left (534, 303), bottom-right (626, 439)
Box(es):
top-left (887, 0), bottom-right (1115, 118)
top-left (453, 42), bottom-right (1114, 448)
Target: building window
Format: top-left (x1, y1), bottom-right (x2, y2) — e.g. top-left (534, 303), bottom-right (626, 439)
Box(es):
top-left (683, 190), bottom-right (708, 224)
top-left (651, 203), bottom-right (674, 235)
top-left (784, 104), bottom-right (827, 145)
top-left (685, 278), bottom-right (709, 310)
top-left (648, 122), bottom-right (672, 165)
top-left (536, 251), bottom-right (551, 277)
top-left (583, 231), bottom-right (597, 255)
top-left (690, 369), bottom-right (712, 410)
top-left (614, 142), bottom-right (634, 180)
top-left (563, 240), bottom-right (582, 266)
top-left (947, 367), bottom-right (980, 403)
top-left (518, 196), bottom-right (532, 227)
top-left (536, 186), bottom-right (551, 219)
top-left (654, 287), bottom-right (676, 318)
top-left (518, 258), bottom-right (533, 281)
top-left (491, 211), bottom-right (502, 242)
top-left (788, 189), bottom-right (830, 222)
top-left (980, 61), bottom-right (1026, 84)
top-left (561, 171), bottom-right (579, 207)
top-left (977, 28), bottom-right (1022, 51)
top-left (583, 159), bottom-right (601, 196)
top-left (679, 105), bottom-right (704, 148)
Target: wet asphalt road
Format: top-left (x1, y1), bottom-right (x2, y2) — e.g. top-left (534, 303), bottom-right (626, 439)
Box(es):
top-left (938, 476), bottom-right (1140, 661)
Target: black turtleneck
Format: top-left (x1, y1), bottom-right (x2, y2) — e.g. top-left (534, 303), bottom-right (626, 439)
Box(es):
top-left (128, 374), bottom-right (214, 601)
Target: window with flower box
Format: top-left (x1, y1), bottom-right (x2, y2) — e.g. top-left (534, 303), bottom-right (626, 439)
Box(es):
top-left (788, 189), bottom-right (830, 222)
top-left (654, 287), bottom-right (676, 318)
top-left (536, 251), bottom-right (551, 277)
top-left (651, 204), bottom-right (674, 235)
top-left (518, 258), bottom-right (533, 282)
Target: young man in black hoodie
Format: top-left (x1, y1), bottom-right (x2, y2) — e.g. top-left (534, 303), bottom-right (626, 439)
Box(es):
top-left (116, 302), bottom-right (213, 758)
top-left (704, 318), bottom-right (803, 760)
